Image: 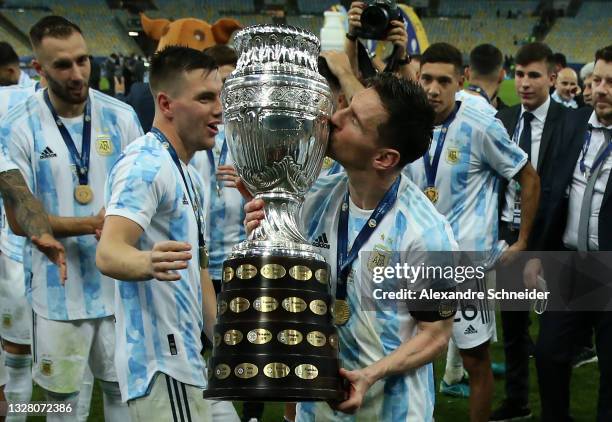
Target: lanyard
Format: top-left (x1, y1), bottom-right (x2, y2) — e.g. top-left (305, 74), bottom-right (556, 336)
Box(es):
top-left (424, 102), bottom-right (460, 188)
top-left (205, 138), bottom-right (228, 175)
top-left (151, 127), bottom-right (206, 252)
top-left (466, 85), bottom-right (490, 104)
top-left (43, 89), bottom-right (91, 186)
top-left (580, 125), bottom-right (612, 179)
top-left (336, 176), bottom-right (401, 301)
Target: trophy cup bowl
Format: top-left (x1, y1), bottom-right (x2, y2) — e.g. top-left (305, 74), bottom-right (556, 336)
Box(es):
top-left (203, 25), bottom-right (345, 401)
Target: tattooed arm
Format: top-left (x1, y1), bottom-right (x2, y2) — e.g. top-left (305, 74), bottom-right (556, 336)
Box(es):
top-left (0, 169), bottom-right (67, 281)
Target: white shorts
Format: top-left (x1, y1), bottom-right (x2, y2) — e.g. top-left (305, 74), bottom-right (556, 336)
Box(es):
top-left (32, 313), bottom-right (117, 394)
top-left (128, 372), bottom-right (213, 422)
top-left (451, 272), bottom-right (497, 350)
top-left (0, 348), bottom-right (7, 386)
top-left (0, 252), bottom-right (31, 344)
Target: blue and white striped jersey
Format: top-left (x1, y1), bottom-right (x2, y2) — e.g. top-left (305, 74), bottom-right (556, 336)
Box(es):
top-left (0, 83), bottom-right (39, 261)
top-left (297, 173), bottom-right (457, 422)
top-left (404, 101), bottom-right (527, 251)
top-left (192, 127), bottom-right (246, 280)
top-left (455, 90), bottom-right (497, 116)
top-left (17, 72), bottom-right (34, 88)
top-left (319, 156), bottom-right (344, 177)
top-left (0, 88), bottom-right (143, 320)
top-left (106, 133), bottom-right (208, 402)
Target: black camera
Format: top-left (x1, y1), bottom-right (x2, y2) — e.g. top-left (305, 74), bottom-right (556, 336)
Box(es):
top-left (354, 0), bottom-right (402, 40)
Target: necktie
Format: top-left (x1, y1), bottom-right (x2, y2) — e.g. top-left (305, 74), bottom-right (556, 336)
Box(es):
top-left (518, 112), bottom-right (535, 162)
top-left (577, 128), bottom-right (612, 251)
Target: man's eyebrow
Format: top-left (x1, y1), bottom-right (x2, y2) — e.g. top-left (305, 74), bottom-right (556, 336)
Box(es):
top-left (194, 90), bottom-right (217, 100)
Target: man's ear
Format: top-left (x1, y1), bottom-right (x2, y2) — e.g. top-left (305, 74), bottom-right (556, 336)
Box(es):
top-left (549, 71), bottom-right (557, 88)
top-left (31, 59), bottom-right (44, 78)
top-left (464, 67), bottom-right (471, 82)
top-left (156, 92), bottom-right (173, 119)
top-left (373, 148), bottom-right (401, 171)
top-left (497, 68), bottom-right (506, 85)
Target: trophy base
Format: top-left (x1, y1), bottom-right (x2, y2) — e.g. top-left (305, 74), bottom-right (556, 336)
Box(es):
top-left (205, 254), bottom-right (345, 402)
top-left (202, 386), bottom-right (346, 402)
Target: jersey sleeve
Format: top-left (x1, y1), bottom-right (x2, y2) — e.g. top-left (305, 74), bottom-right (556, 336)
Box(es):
top-left (125, 108), bottom-right (144, 146)
top-left (0, 111), bottom-right (34, 189)
top-left (480, 117), bottom-right (528, 181)
top-left (105, 143), bottom-right (167, 231)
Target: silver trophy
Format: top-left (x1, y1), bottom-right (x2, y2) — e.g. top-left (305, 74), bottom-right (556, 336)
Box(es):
top-left (204, 25), bottom-right (345, 402)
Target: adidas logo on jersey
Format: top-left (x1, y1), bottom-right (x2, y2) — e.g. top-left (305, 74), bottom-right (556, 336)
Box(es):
top-left (182, 194), bottom-right (189, 205)
top-left (464, 325), bottom-right (478, 335)
top-left (39, 147), bottom-right (57, 160)
top-left (312, 233), bottom-right (330, 249)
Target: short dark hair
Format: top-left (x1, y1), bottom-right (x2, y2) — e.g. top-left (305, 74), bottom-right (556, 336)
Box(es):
top-left (469, 44), bottom-right (503, 77)
top-left (367, 73), bottom-right (434, 167)
top-left (595, 45), bottom-right (612, 63)
top-left (515, 42), bottom-right (554, 72)
top-left (203, 44), bottom-right (238, 67)
top-left (421, 42), bottom-right (463, 74)
top-left (552, 52), bottom-right (567, 68)
top-left (29, 15), bottom-right (82, 49)
top-left (0, 42), bottom-right (19, 67)
top-left (410, 54), bottom-right (422, 63)
top-left (149, 46), bottom-right (217, 95)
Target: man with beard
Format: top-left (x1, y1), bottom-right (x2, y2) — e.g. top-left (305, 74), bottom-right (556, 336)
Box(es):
top-left (0, 16), bottom-right (142, 421)
top-left (528, 44), bottom-right (612, 422)
top-left (244, 72), bottom-right (456, 421)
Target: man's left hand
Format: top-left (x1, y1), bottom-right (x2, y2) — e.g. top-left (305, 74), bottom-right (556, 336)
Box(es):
top-left (329, 367), bottom-right (374, 414)
top-left (31, 233), bottom-right (67, 284)
top-left (500, 238), bottom-right (527, 265)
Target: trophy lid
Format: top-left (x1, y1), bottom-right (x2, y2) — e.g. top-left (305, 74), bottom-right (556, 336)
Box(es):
top-left (233, 24), bottom-right (321, 74)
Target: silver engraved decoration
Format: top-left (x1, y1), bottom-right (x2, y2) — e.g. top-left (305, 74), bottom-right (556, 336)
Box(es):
top-left (223, 25), bottom-right (333, 260)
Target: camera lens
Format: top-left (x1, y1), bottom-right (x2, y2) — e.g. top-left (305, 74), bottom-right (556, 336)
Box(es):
top-left (361, 6), bottom-right (389, 35)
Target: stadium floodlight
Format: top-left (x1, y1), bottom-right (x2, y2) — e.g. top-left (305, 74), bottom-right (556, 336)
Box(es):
top-left (128, 31), bottom-right (138, 37)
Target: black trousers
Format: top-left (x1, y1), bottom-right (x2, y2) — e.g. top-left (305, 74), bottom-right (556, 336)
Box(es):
top-left (498, 223), bottom-right (532, 406)
top-left (535, 253), bottom-right (612, 421)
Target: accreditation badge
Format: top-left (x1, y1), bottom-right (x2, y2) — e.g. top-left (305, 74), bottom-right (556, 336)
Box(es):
top-left (322, 156), bottom-right (334, 170)
top-left (96, 134), bottom-right (113, 156)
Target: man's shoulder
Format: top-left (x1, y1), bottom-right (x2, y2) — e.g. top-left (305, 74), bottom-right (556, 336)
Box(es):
top-left (457, 101), bottom-right (501, 132)
top-left (91, 89), bottom-right (138, 117)
top-left (495, 103), bottom-right (520, 122)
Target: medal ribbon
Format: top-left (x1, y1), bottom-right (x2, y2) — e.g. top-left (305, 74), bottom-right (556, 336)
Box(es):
top-left (206, 138), bottom-right (229, 175)
top-left (151, 127), bottom-right (207, 259)
top-left (335, 176), bottom-right (401, 302)
top-left (579, 125), bottom-right (612, 179)
top-left (466, 85), bottom-right (490, 104)
top-left (423, 101), bottom-right (460, 189)
top-left (43, 89), bottom-right (91, 186)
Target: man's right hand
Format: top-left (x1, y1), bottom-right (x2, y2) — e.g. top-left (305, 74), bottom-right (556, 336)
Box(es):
top-left (523, 258), bottom-right (543, 290)
top-left (31, 233), bottom-right (67, 284)
top-left (149, 241), bottom-right (192, 281)
top-left (244, 198), bottom-right (265, 235)
top-left (348, 2), bottom-right (365, 34)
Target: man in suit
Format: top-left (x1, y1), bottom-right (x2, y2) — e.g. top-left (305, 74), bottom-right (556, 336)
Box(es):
top-left (527, 44), bottom-right (612, 422)
top-left (490, 42), bottom-right (566, 422)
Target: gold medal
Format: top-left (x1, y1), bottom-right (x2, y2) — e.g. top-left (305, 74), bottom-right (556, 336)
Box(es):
top-left (74, 185), bottom-right (93, 205)
top-left (423, 186), bottom-right (439, 204)
top-left (199, 246), bottom-right (209, 269)
top-left (333, 299), bottom-right (351, 325)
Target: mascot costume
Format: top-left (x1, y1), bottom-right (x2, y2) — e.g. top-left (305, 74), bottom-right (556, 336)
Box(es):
top-left (117, 13), bottom-right (241, 132)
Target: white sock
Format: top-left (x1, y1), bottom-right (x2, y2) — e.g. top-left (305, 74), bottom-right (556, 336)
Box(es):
top-left (45, 390), bottom-right (79, 422)
top-left (5, 352), bottom-right (32, 422)
top-left (76, 366), bottom-right (94, 422)
top-left (99, 380), bottom-right (130, 422)
top-left (443, 338), bottom-right (464, 385)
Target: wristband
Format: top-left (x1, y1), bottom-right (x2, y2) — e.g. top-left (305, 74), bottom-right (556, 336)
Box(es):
top-left (345, 33), bottom-right (357, 41)
top-left (397, 55), bottom-right (411, 66)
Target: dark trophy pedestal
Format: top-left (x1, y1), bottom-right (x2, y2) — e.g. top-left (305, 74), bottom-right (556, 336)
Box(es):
top-left (203, 255), bottom-right (346, 401)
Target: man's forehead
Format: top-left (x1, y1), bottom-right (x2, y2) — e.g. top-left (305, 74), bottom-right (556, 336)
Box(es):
top-left (558, 69), bottom-right (577, 81)
top-left (593, 59), bottom-right (612, 76)
top-left (39, 35), bottom-right (88, 61)
top-left (352, 88), bottom-right (385, 121)
top-left (420, 62), bottom-right (458, 77)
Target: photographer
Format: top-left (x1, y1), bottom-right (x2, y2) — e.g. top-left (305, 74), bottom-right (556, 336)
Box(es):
top-left (345, 1), bottom-right (415, 81)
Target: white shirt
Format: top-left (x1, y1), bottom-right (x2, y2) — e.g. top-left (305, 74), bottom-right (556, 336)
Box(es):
top-left (106, 133), bottom-right (208, 401)
top-left (297, 173), bottom-right (457, 422)
top-left (404, 101), bottom-right (527, 251)
top-left (0, 89), bottom-right (143, 320)
top-left (552, 90), bottom-right (578, 109)
top-left (455, 90), bottom-right (497, 116)
top-left (501, 97), bottom-right (550, 223)
top-left (563, 111), bottom-right (612, 250)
